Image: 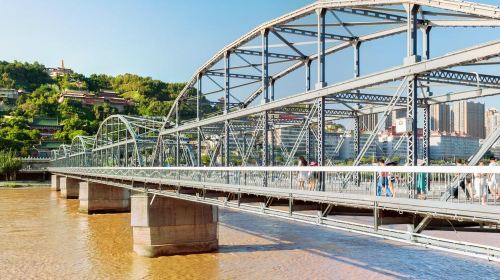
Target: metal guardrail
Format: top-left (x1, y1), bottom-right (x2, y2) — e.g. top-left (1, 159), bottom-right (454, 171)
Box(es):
top-left (50, 165), bottom-right (500, 206)
top-left (50, 165), bottom-right (500, 262)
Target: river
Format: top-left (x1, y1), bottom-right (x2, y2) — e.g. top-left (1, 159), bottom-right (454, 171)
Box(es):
top-left (0, 188), bottom-right (499, 279)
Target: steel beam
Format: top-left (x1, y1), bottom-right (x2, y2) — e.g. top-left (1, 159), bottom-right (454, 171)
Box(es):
top-left (205, 70), bottom-right (261, 81)
top-left (161, 40), bottom-right (500, 135)
top-left (273, 26), bottom-right (356, 42)
top-left (197, 75), bottom-right (202, 167)
top-left (427, 69), bottom-right (500, 89)
top-left (165, 0), bottom-right (500, 123)
top-left (316, 8), bottom-right (327, 89)
top-left (333, 7), bottom-right (407, 22)
top-left (262, 29), bottom-right (270, 184)
top-left (233, 49), bottom-right (303, 61)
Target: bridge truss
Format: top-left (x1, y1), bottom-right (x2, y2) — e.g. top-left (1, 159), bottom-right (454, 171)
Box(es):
top-left (157, 0), bottom-right (500, 189)
top-left (49, 0), bottom-right (500, 261)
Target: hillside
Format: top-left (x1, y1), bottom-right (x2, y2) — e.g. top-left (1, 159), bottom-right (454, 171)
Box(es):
top-left (0, 60), bottom-right (211, 156)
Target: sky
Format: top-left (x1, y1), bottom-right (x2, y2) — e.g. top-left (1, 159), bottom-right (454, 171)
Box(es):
top-left (0, 0), bottom-right (498, 109)
top-left (0, 0), bottom-right (310, 81)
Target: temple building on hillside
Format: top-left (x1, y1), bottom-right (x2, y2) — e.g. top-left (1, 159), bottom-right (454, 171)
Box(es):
top-left (33, 140), bottom-right (65, 158)
top-left (58, 89), bottom-right (134, 112)
top-left (46, 59), bottom-right (74, 78)
top-left (29, 117), bottom-right (62, 139)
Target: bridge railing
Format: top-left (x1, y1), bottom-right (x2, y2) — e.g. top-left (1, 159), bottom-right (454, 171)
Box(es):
top-left (50, 165), bottom-right (500, 206)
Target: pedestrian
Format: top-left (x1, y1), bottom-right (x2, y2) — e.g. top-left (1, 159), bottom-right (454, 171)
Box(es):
top-left (488, 156), bottom-right (500, 201)
top-left (416, 159), bottom-right (427, 199)
top-left (308, 161), bottom-right (319, 191)
top-left (377, 158), bottom-right (390, 196)
top-left (455, 159), bottom-right (473, 199)
top-left (473, 161), bottom-right (488, 205)
top-left (385, 160), bottom-right (398, 198)
top-left (297, 156), bottom-right (308, 190)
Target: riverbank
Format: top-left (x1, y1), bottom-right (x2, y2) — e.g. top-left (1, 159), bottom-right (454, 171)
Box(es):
top-left (0, 181), bottom-right (50, 189)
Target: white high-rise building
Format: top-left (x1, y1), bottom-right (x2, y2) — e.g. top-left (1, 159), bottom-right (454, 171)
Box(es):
top-left (485, 108), bottom-right (500, 137)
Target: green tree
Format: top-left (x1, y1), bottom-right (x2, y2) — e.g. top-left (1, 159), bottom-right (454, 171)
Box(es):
top-left (0, 150), bottom-right (23, 180)
top-left (0, 60), bottom-right (52, 91)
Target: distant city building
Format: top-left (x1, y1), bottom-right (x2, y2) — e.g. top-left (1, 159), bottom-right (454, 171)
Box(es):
top-left (46, 59), bottom-right (74, 78)
top-left (340, 133), bottom-right (382, 160)
top-left (274, 126), bottom-right (306, 157)
top-left (58, 90), bottom-right (134, 112)
top-left (429, 132), bottom-right (480, 160)
top-left (430, 103), bottom-right (452, 132)
top-left (491, 142), bottom-right (500, 158)
top-left (385, 108), bottom-right (406, 130)
top-left (359, 113), bottom-right (378, 131)
top-left (485, 108), bottom-right (500, 137)
top-left (451, 101), bottom-right (485, 139)
top-left (29, 117), bottom-right (62, 139)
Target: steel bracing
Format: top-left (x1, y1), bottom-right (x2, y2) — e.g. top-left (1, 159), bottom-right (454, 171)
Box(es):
top-left (49, 0), bottom-right (500, 262)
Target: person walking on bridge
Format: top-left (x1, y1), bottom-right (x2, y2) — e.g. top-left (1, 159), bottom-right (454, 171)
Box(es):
top-left (297, 156), bottom-right (308, 190)
top-left (377, 158), bottom-right (390, 197)
top-left (474, 161), bottom-right (488, 205)
top-left (488, 156), bottom-right (500, 201)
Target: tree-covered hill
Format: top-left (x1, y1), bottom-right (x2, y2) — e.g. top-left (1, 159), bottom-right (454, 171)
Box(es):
top-left (0, 60), bottom-right (212, 156)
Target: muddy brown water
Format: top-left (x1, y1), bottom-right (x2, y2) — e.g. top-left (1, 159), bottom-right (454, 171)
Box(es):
top-left (0, 188), bottom-right (499, 279)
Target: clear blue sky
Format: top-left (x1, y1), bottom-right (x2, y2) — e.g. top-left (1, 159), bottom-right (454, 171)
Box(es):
top-left (0, 0), bottom-right (496, 80)
top-left (0, 0), bottom-right (499, 110)
top-left (0, 0), bottom-right (312, 81)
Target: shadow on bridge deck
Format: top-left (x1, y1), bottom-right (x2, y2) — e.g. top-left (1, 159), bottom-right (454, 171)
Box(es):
top-left (217, 209), bottom-right (500, 279)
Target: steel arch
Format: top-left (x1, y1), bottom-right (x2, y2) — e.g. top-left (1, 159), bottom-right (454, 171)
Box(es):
top-left (154, 0), bottom-right (500, 186)
top-left (67, 135), bottom-right (95, 167)
top-left (93, 115), bottom-right (163, 167)
top-left (164, 0), bottom-right (500, 123)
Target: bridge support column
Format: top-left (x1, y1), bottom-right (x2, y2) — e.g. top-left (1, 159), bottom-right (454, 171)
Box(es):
top-left (51, 174), bottom-right (60, 191)
top-left (131, 193), bottom-right (218, 257)
top-left (59, 176), bottom-right (79, 199)
top-left (79, 182), bottom-right (130, 214)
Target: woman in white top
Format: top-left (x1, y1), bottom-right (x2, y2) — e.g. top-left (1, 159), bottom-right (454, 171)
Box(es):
top-left (297, 156), bottom-right (308, 190)
top-left (474, 162), bottom-right (488, 205)
top-left (488, 157), bottom-right (500, 201)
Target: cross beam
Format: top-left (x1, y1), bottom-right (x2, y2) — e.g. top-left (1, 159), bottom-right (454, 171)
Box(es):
top-left (273, 26), bottom-right (356, 42)
top-left (205, 70), bottom-right (261, 81)
top-left (161, 40), bottom-right (500, 135)
top-left (233, 49), bottom-right (303, 61)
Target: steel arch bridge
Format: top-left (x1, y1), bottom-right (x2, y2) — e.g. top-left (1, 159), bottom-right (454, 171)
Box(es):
top-left (91, 115), bottom-right (164, 167)
top-left (156, 0), bottom-right (500, 172)
top-left (50, 0), bottom-right (500, 261)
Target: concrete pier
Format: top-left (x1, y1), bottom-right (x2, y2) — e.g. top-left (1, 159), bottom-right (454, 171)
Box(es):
top-left (131, 194), bottom-right (218, 257)
top-left (79, 182), bottom-right (130, 214)
top-left (59, 177), bottom-right (80, 199)
top-left (51, 174), bottom-right (60, 191)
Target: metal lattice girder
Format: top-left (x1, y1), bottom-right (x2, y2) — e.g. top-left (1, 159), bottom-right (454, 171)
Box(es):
top-left (165, 0), bottom-right (500, 123)
top-left (326, 91), bottom-right (410, 105)
top-left (94, 115), bottom-right (163, 167)
top-left (333, 7), bottom-right (408, 22)
top-left (205, 70), bottom-right (261, 81)
top-left (162, 40), bottom-right (500, 136)
top-left (70, 135), bottom-right (95, 155)
top-left (273, 26), bottom-right (356, 41)
top-left (426, 69), bottom-right (500, 88)
top-left (233, 49), bottom-right (303, 61)
top-left (275, 106), bottom-right (355, 117)
top-left (57, 144), bottom-right (70, 159)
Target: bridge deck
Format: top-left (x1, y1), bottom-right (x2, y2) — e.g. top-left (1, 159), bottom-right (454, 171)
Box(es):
top-left (50, 166), bottom-right (500, 261)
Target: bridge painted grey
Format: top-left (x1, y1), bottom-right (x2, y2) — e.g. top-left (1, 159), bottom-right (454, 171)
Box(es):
top-left (50, 0), bottom-right (500, 261)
